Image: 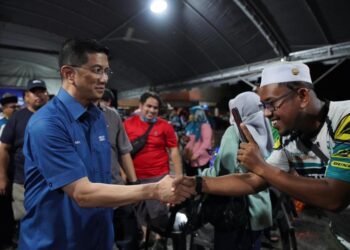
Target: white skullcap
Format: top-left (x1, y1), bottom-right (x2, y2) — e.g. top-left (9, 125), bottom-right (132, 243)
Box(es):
top-left (260, 61), bottom-right (312, 87)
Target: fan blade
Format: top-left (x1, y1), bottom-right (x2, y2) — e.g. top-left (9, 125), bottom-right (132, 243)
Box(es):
top-left (125, 27), bottom-right (134, 40)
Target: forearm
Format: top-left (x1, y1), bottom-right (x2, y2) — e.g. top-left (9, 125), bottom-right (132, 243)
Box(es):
top-left (68, 178), bottom-right (158, 208)
top-left (120, 153), bottom-right (137, 182)
top-left (0, 148), bottom-right (10, 178)
top-left (258, 163), bottom-right (350, 211)
top-left (202, 172), bottom-right (267, 196)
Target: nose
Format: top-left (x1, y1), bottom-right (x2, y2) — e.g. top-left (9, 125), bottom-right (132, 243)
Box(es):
top-left (263, 108), bottom-right (273, 117)
top-left (100, 72), bottom-right (109, 83)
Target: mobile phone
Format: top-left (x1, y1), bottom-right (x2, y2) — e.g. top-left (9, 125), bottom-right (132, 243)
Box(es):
top-left (231, 107), bottom-right (248, 142)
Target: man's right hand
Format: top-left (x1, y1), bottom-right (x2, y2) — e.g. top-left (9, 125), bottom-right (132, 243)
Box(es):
top-left (0, 175), bottom-right (8, 196)
top-left (155, 175), bottom-right (196, 204)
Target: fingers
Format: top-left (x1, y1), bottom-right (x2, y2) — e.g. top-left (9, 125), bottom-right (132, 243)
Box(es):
top-left (240, 123), bottom-right (256, 144)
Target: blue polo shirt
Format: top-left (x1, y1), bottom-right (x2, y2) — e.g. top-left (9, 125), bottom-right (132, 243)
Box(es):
top-left (19, 88), bottom-right (113, 250)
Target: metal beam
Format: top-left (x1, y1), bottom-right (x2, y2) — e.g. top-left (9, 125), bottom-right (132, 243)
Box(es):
top-left (118, 41), bottom-right (350, 98)
top-left (0, 44), bottom-right (58, 55)
top-left (232, 0), bottom-right (284, 57)
top-left (313, 58), bottom-right (346, 85)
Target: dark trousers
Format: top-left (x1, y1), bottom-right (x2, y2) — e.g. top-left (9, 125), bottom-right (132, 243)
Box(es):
top-left (0, 195), bottom-right (15, 248)
top-left (214, 228), bottom-right (261, 250)
top-left (113, 204), bottom-right (140, 250)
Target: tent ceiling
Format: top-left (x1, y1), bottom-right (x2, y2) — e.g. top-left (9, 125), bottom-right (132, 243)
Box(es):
top-left (1, 0), bottom-right (350, 98)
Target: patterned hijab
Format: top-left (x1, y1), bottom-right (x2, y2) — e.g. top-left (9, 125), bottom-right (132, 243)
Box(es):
top-left (229, 91), bottom-right (274, 157)
top-left (185, 105), bottom-right (209, 141)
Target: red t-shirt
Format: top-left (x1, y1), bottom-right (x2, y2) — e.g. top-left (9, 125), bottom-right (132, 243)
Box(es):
top-left (124, 115), bottom-right (178, 179)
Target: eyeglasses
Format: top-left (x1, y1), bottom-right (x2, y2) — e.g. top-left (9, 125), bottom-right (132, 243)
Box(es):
top-left (259, 90), bottom-right (295, 112)
top-left (69, 65), bottom-right (113, 79)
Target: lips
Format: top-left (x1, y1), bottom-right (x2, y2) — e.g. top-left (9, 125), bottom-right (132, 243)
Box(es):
top-left (95, 87), bottom-right (105, 94)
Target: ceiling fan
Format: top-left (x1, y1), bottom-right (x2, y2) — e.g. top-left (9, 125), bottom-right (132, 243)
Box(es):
top-left (107, 27), bottom-right (149, 44)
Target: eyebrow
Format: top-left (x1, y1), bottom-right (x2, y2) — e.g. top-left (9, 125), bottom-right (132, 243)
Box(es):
top-left (146, 104), bottom-right (159, 108)
top-left (90, 64), bottom-right (110, 69)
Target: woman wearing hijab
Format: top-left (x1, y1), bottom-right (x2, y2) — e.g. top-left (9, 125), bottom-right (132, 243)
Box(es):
top-left (201, 91), bottom-right (274, 250)
top-left (183, 105), bottom-right (213, 176)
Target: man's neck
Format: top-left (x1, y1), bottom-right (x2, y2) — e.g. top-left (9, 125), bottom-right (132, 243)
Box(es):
top-left (300, 99), bottom-right (328, 140)
top-left (26, 106), bottom-right (37, 113)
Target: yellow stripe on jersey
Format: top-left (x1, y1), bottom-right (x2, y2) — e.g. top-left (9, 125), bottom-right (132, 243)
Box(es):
top-left (330, 160), bottom-right (350, 169)
top-left (334, 114), bottom-right (350, 141)
top-left (273, 137), bottom-right (282, 150)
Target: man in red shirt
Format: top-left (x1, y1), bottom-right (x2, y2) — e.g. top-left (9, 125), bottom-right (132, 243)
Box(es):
top-left (124, 91), bottom-right (183, 248)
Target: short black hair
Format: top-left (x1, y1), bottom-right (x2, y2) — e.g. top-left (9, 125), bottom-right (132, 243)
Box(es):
top-left (139, 91), bottom-right (162, 107)
top-left (58, 38), bottom-right (110, 68)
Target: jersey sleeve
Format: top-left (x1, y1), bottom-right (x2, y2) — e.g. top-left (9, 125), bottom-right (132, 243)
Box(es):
top-left (326, 114), bottom-right (350, 182)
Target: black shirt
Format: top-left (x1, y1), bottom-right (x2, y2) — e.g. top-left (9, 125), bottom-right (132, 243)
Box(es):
top-left (1, 108), bottom-right (33, 184)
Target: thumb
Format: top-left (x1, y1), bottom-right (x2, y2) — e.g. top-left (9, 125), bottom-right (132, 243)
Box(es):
top-left (240, 123), bottom-right (256, 144)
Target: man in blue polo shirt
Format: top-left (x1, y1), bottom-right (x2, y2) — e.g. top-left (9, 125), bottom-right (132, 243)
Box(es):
top-left (19, 38), bottom-right (194, 250)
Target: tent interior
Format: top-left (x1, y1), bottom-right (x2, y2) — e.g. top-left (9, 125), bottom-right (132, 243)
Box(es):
top-left (1, 0), bottom-right (350, 109)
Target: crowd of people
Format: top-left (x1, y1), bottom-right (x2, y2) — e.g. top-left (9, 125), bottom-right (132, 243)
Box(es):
top-left (0, 38), bottom-right (349, 250)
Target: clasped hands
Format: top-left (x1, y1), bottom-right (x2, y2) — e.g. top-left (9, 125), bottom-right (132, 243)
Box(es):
top-left (156, 175), bottom-right (197, 205)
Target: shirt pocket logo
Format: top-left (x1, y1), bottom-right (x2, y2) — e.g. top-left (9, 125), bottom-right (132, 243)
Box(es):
top-left (98, 135), bottom-right (106, 142)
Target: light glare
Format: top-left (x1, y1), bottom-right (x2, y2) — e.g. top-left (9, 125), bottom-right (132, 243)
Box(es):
top-left (150, 0), bottom-right (168, 13)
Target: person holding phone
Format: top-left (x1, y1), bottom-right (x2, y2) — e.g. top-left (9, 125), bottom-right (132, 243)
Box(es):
top-left (190, 61), bottom-right (350, 215)
top-left (200, 91), bottom-right (274, 250)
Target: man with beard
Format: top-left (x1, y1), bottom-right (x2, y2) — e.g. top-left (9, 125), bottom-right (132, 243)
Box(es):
top-left (191, 62), bottom-right (350, 212)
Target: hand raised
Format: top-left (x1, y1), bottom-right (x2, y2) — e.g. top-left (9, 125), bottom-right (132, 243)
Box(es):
top-left (237, 123), bottom-right (266, 174)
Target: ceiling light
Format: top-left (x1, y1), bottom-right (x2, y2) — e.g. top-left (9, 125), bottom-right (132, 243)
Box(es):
top-left (150, 0), bottom-right (168, 13)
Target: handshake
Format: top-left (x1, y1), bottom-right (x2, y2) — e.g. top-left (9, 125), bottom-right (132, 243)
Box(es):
top-left (154, 175), bottom-right (199, 205)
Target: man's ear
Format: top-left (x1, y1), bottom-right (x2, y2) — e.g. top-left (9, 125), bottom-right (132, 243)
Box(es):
top-left (297, 88), bottom-right (311, 108)
top-left (60, 66), bottom-right (75, 83)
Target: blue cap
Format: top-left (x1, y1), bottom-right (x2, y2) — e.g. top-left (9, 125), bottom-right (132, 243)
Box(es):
top-left (27, 79), bottom-right (47, 91)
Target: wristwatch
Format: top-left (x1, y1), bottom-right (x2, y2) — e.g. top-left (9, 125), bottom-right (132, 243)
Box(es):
top-left (127, 179), bottom-right (141, 185)
top-left (195, 176), bottom-right (203, 194)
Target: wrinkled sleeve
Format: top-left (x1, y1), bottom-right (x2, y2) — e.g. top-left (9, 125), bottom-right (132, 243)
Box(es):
top-left (326, 142), bottom-right (350, 183)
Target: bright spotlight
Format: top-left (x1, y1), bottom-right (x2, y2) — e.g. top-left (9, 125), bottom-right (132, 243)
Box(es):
top-left (150, 0), bottom-right (168, 14)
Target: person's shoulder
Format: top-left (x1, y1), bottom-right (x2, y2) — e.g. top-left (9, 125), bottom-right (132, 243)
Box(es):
top-left (221, 125), bottom-right (239, 143)
top-left (328, 100), bottom-right (350, 123)
top-left (28, 102), bottom-right (65, 128)
top-left (124, 114), bottom-right (138, 123)
top-left (11, 107), bottom-right (29, 117)
top-left (330, 100), bottom-right (350, 112)
top-left (157, 117), bottom-right (174, 128)
top-left (0, 117), bottom-right (6, 126)
top-left (103, 106), bottom-right (118, 117)
top-left (329, 100), bottom-right (350, 142)
top-left (157, 117), bottom-right (169, 123)
top-left (224, 125), bottom-right (235, 135)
